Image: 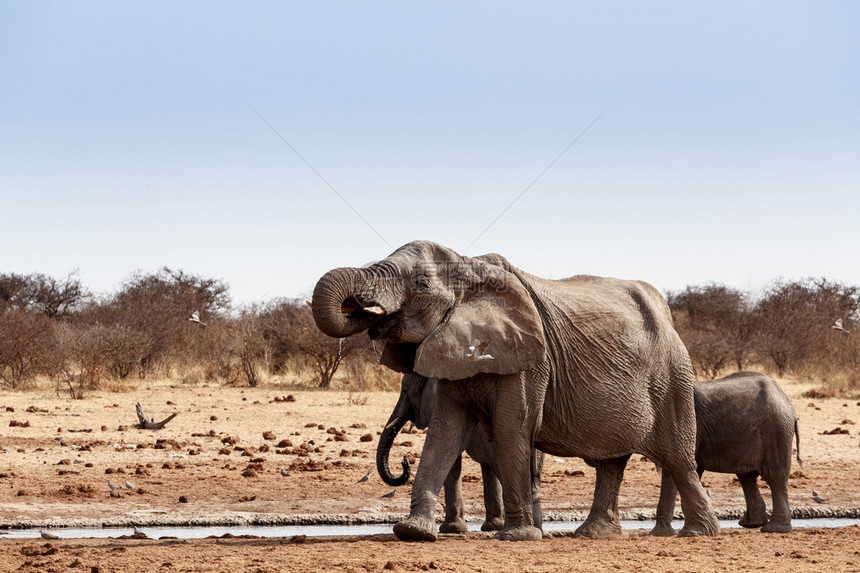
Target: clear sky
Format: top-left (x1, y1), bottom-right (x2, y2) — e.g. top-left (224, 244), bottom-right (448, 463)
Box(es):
top-left (2, 2), bottom-right (858, 305)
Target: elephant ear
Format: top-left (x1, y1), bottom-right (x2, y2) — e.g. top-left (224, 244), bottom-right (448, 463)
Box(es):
top-left (414, 261), bottom-right (546, 380)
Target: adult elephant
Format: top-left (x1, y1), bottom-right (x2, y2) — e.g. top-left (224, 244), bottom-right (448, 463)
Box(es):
top-left (312, 240), bottom-right (719, 541)
top-left (377, 373), bottom-right (544, 533)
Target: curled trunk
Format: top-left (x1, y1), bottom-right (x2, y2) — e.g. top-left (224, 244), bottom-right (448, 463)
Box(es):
top-left (311, 267), bottom-right (379, 338)
top-left (376, 414), bottom-right (411, 486)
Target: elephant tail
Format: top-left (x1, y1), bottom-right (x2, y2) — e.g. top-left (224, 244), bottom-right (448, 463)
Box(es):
top-left (794, 417), bottom-right (802, 467)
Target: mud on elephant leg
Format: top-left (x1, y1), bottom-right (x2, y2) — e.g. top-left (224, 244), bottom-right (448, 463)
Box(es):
top-left (439, 456), bottom-right (468, 534)
top-left (575, 456), bottom-right (630, 539)
top-left (737, 472), bottom-right (769, 529)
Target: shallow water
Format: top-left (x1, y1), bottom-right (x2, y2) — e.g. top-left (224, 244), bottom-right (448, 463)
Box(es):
top-left (6, 518), bottom-right (860, 540)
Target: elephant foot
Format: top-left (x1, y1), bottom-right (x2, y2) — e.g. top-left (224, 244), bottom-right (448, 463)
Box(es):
top-left (393, 516), bottom-right (437, 542)
top-left (494, 525), bottom-right (542, 541)
top-left (739, 510), bottom-right (768, 529)
top-left (481, 517), bottom-right (504, 532)
top-left (678, 514), bottom-right (720, 537)
top-left (439, 519), bottom-right (468, 534)
top-left (650, 523), bottom-right (677, 537)
top-left (574, 518), bottom-right (622, 539)
top-left (761, 521), bottom-right (792, 534)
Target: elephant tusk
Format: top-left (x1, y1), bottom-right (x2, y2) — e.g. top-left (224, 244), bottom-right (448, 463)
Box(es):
top-left (306, 301), bottom-right (313, 308)
top-left (385, 416), bottom-right (402, 430)
top-left (363, 306), bottom-right (385, 315)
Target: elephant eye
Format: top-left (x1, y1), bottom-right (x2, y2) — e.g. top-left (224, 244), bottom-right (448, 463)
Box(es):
top-left (413, 276), bottom-right (432, 291)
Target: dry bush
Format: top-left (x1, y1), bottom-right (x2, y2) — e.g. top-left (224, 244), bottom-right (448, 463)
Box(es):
top-left (47, 324), bottom-right (117, 398)
top-left (668, 284), bottom-right (752, 379)
top-left (0, 308), bottom-right (54, 389)
top-left (754, 278), bottom-right (859, 379)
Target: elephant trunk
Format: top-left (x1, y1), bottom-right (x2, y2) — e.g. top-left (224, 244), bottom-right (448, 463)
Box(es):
top-left (376, 396), bottom-right (412, 486)
top-left (311, 267), bottom-right (381, 338)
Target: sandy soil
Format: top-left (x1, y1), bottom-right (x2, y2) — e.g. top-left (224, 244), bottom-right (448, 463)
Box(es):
top-left (0, 377), bottom-right (859, 572)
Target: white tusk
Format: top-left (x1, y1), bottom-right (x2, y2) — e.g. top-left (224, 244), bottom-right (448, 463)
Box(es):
top-left (306, 301), bottom-right (313, 308)
top-left (385, 416), bottom-right (402, 430)
top-left (363, 306), bottom-right (385, 315)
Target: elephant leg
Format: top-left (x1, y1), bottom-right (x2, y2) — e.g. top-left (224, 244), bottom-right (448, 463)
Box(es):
top-left (575, 455), bottom-right (630, 539)
top-left (661, 461), bottom-right (720, 537)
top-left (439, 455), bottom-right (468, 533)
top-left (491, 374), bottom-right (543, 541)
top-left (393, 396), bottom-right (473, 542)
top-left (532, 450), bottom-right (544, 532)
top-left (737, 472), bottom-right (768, 529)
top-left (761, 475), bottom-right (792, 533)
top-left (651, 468), bottom-right (678, 537)
top-left (479, 462), bottom-right (504, 532)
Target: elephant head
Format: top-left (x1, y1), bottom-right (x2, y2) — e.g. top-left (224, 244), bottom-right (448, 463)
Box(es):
top-left (376, 374), bottom-right (437, 486)
top-left (311, 241), bottom-right (547, 380)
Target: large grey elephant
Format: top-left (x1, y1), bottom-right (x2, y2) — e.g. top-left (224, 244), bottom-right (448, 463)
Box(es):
top-left (312, 240), bottom-right (719, 541)
top-left (652, 371), bottom-right (801, 535)
top-left (377, 373), bottom-right (544, 533)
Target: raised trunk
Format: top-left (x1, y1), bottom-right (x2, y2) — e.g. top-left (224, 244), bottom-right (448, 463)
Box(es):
top-left (311, 267), bottom-right (380, 338)
top-left (376, 407), bottom-right (412, 486)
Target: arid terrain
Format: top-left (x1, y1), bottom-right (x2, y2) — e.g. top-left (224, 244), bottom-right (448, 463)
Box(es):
top-left (1, 377), bottom-right (859, 572)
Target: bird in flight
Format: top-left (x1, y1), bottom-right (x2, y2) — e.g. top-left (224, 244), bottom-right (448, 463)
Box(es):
top-left (466, 340), bottom-right (494, 361)
top-left (188, 311), bottom-right (207, 327)
top-left (831, 319), bottom-right (850, 333)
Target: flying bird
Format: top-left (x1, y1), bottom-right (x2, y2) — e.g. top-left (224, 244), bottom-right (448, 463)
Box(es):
top-left (279, 467), bottom-right (291, 477)
top-left (358, 470), bottom-right (371, 483)
top-left (466, 340), bottom-right (494, 361)
top-left (831, 319), bottom-right (850, 333)
top-left (187, 311), bottom-right (207, 327)
top-left (381, 489), bottom-right (396, 499)
top-left (107, 479), bottom-right (122, 491)
top-left (40, 530), bottom-right (60, 540)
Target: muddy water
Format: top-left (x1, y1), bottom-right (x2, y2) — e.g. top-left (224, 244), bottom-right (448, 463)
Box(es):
top-left (7, 518), bottom-right (860, 540)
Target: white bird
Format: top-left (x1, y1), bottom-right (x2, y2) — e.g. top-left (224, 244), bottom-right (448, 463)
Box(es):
top-left (187, 311), bottom-right (207, 327)
top-left (553, 458), bottom-right (565, 464)
top-left (132, 526), bottom-right (147, 537)
top-left (466, 340), bottom-right (494, 361)
top-left (40, 530), bottom-right (59, 540)
top-left (381, 489), bottom-right (396, 499)
top-left (358, 470), bottom-right (371, 483)
top-left (812, 489), bottom-right (828, 503)
top-left (279, 467), bottom-right (291, 477)
top-left (107, 479), bottom-right (122, 491)
top-left (125, 480), bottom-right (135, 490)
top-left (832, 319), bottom-right (850, 333)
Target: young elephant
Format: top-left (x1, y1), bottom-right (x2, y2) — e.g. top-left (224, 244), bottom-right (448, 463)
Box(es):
top-left (377, 373), bottom-right (544, 533)
top-left (652, 371), bottom-right (800, 535)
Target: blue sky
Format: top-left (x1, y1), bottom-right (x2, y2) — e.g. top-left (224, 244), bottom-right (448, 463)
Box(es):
top-left (1, 2), bottom-right (858, 304)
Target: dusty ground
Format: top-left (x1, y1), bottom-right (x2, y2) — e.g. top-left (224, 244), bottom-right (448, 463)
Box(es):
top-left (0, 377), bottom-right (859, 572)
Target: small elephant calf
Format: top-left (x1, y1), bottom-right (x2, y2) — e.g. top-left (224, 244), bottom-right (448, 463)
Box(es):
top-left (377, 374), bottom-right (543, 534)
top-left (652, 371), bottom-right (800, 535)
